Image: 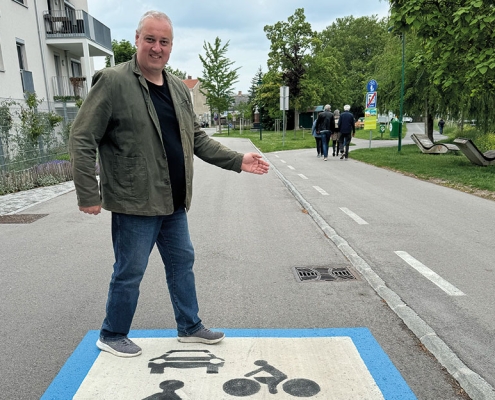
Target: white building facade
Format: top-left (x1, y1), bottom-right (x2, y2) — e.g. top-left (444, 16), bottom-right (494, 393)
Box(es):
top-left (0, 0), bottom-right (114, 109)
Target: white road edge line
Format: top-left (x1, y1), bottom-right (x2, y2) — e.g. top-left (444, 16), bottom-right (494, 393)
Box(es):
top-left (395, 251), bottom-right (465, 296)
top-left (340, 207), bottom-right (368, 225)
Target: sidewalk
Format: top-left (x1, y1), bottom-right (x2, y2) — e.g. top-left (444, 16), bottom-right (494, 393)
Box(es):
top-left (0, 181), bottom-right (75, 215)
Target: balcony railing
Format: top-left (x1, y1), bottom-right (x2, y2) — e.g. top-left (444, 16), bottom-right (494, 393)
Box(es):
top-left (51, 76), bottom-right (88, 100)
top-left (43, 9), bottom-right (111, 51)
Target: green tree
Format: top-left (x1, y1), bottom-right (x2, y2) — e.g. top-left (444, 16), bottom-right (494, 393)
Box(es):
top-left (105, 39), bottom-right (136, 67)
top-left (389, 0), bottom-right (495, 131)
top-left (319, 15), bottom-right (389, 117)
top-left (198, 37), bottom-right (240, 134)
top-left (264, 8), bottom-right (318, 128)
top-left (165, 66), bottom-right (187, 79)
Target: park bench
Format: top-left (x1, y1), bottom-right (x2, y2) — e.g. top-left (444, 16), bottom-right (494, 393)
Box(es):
top-left (453, 138), bottom-right (495, 166)
top-left (411, 133), bottom-right (459, 154)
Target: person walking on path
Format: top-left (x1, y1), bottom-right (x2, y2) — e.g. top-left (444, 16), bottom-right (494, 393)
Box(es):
top-left (338, 105), bottom-right (355, 159)
top-left (332, 109), bottom-right (340, 157)
top-left (311, 118), bottom-right (323, 158)
top-left (69, 10), bottom-right (269, 358)
top-left (438, 118), bottom-right (445, 135)
top-left (315, 104), bottom-right (335, 161)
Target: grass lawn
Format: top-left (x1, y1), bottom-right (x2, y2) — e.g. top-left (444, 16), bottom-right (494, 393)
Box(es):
top-left (214, 126), bottom-right (495, 201)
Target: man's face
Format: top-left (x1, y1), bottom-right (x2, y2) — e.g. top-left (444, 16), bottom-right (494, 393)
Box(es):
top-left (135, 17), bottom-right (173, 77)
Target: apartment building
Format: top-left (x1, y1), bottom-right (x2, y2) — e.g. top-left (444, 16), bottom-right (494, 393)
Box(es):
top-left (0, 0), bottom-right (113, 110)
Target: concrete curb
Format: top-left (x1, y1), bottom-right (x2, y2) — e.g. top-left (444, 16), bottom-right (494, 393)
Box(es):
top-left (256, 144), bottom-right (495, 400)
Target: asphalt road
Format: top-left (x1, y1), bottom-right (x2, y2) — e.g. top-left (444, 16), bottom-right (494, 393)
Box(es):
top-left (0, 130), bottom-right (493, 399)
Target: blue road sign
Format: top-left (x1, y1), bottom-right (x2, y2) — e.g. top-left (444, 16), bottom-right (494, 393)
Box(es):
top-left (367, 92), bottom-right (377, 108)
top-left (367, 80), bottom-right (378, 93)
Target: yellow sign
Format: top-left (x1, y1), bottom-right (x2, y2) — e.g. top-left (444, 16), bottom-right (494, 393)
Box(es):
top-left (364, 108), bottom-right (377, 130)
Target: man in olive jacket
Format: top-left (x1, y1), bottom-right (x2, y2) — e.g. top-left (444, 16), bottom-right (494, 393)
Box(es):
top-left (69, 10), bottom-right (269, 358)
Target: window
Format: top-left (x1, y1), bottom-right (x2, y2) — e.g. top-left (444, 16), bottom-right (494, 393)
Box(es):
top-left (16, 40), bottom-right (26, 70)
top-left (71, 60), bottom-right (81, 77)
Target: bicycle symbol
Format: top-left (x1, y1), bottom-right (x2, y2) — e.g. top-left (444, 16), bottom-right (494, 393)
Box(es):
top-left (223, 360), bottom-right (320, 397)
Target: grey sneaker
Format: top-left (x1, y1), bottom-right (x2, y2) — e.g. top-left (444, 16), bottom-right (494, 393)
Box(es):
top-left (96, 336), bottom-right (142, 357)
top-left (177, 327), bottom-right (225, 344)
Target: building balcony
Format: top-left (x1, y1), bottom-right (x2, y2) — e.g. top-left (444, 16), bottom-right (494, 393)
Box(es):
top-left (51, 76), bottom-right (88, 101)
top-left (43, 9), bottom-right (112, 52)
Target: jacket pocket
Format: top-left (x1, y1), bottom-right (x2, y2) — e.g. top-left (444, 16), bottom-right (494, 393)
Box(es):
top-left (112, 155), bottom-right (149, 200)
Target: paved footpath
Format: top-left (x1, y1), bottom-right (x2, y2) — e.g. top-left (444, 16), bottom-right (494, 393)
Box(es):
top-left (0, 181), bottom-right (75, 215)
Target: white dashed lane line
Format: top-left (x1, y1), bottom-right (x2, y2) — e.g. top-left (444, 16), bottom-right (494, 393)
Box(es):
top-left (288, 166), bottom-right (295, 170)
top-left (313, 186), bottom-right (329, 196)
top-left (298, 174), bottom-right (308, 180)
top-left (340, 207), bottom-right (369, 225)
top-left (395, 251), bottom-right (466, 296)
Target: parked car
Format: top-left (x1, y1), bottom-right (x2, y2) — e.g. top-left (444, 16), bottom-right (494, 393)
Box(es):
top-left (355, 117), bottom-right (365, 129)
top-left (403, 116), bottom-right (413, 122)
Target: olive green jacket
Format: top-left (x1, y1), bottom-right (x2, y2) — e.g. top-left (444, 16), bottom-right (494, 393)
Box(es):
top-left (69, 55), bottom-right (243, 216)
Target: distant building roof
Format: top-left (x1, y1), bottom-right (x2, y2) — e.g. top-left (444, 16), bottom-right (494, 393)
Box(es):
top-left (183, 76), bottom-right (199, 89)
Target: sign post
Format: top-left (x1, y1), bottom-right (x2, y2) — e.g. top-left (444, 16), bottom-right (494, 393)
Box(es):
top-left (365, 80), bottom-right (378, 148)
top-left (280, 86), bottom-right (289, 146)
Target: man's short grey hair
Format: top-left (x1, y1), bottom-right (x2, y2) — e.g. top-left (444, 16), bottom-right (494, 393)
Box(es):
top-left (137, 10), bottom-right (174, 39)
top-left (324, 104), bottom-right (331, 111)
top-left (344, 104), bottom-right (351, 111)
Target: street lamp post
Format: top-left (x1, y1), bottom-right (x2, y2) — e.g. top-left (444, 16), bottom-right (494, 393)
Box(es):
top-left (257, 78), bottom-right (262, 140)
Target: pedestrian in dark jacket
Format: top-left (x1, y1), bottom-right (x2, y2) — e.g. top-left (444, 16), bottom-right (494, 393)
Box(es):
top-left (332, 109), bottom-right (340, 156)
top-left (438, 118), bottom-right (445, 135)
top-left (337, 105), bottom-right (355, 159)
top-left (311, 119), bottom-right (322, 157)
top-left (316, 104), bottom-right (335, 161)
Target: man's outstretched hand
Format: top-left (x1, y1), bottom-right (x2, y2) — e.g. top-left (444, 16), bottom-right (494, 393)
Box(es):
top-left (241, 153), bottom-right (270, 175)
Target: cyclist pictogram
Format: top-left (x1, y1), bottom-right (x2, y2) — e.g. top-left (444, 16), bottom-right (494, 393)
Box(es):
top-left (222, 359), bottom-right (321, 397)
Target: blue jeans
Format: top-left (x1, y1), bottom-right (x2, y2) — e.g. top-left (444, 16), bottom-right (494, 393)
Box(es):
top-left (320, 130), bottom-right (331, 158)
top-left (100, 208), bottom-right (202, 339)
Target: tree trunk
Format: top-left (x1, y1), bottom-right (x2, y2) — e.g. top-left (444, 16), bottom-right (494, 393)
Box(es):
top-left (424, 98), bottom-right (434, 141)
top-left (294, 109), bottom-right (300, 130)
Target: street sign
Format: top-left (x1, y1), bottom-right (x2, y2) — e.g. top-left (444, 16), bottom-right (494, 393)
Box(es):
top-left (366, 79), bottom-right (378, 92)
top-left (366, 92), bottom-right (377, 108)
top-left (280, 86), bottom-right (289, 111)
top-left (364, 108), bottom-right (377, 130)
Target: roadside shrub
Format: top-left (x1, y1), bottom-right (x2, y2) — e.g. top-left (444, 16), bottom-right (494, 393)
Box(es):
top-left (0, 159), bottom-right (72, 195)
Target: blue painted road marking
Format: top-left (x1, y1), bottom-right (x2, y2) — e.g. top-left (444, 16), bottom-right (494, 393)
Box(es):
top-left (42, 328), bottom-right (416, 399)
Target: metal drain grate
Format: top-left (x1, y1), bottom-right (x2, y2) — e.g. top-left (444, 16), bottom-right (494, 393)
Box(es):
top-left (0, 214), bottom-right (48, 224)
top-left (293, 266), bottom-right (357, 282)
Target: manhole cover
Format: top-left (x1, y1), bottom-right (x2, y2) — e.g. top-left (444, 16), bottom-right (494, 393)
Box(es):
top-left (0, 214), bottom-right (48, 224)
top-left (293, 266), bottom-right (357, 282)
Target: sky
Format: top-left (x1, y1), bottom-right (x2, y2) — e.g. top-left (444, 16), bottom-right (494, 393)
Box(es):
top-left (87, 0), bottom-right (390, 94)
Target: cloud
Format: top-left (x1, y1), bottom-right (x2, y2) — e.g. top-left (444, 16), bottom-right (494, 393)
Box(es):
top-left (87, 0), bottom-right (390, 93)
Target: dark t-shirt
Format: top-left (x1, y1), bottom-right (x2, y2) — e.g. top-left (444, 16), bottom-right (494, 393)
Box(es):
top-left (147, 79), bottom-right (186, 211)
